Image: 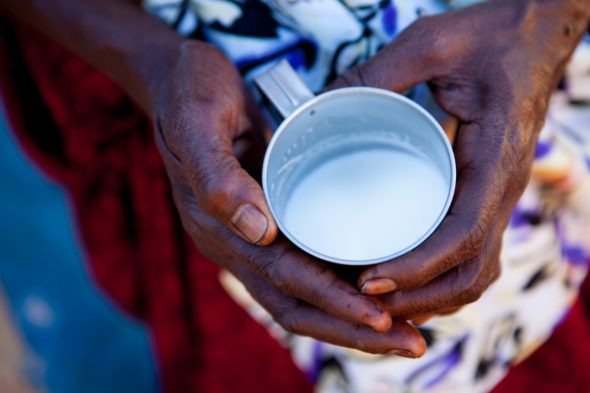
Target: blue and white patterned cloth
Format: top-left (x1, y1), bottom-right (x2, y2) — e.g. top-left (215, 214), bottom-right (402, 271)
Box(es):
top-left (144, 1), bottom-right (590, 391)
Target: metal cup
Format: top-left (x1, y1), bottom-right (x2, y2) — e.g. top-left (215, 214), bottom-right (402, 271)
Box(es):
top-left (255, 60), bottom-right (456, 265)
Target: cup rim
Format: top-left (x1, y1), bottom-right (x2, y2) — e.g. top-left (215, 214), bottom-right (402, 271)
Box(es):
top-left (262, 86), bottom-right (456, 265)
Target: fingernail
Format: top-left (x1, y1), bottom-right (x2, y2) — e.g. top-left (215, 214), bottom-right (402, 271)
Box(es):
top-left (231, 204), bottom-right (268, 244)
top-left (361, 278), bottom-right (397, 295)
top-left (389, 349), bottom-right (415, 359)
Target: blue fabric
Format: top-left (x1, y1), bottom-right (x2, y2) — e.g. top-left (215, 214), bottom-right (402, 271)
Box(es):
top-left (0, 101), bottom-right (159, 393)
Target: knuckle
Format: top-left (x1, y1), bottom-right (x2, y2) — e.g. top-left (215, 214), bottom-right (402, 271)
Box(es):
top-left (296, 263), bottom-right (340, 308)
top-left (351, 326), bottom-right (367, 351)
top-left (416, 254), bottom-right (456, 287)
top-left (504, 146), bottom-right (533, 193)
top-left (389, 291), bottom-right (421, 317)
top-left (503, 137), bottom-right (531, 173)
top-left (409, 16), bottom-right (443, 59)
top-left (340, 66), bottom-right (373, 88)
top-left (198, 164), bottom-right (239, 213)
top-left (172, 191), bottom-right (204, 235)
top-left (372, 261), bottom-right (427, 290)
top-left (457, 268), bottom-right (489, 304)
top-left (203, 179), bottom-right (232, 207)
top-left (248, 247), bottom-right (291, 292)
top-left (460, 214), bottom-right (490, 258)
top-left (273, 306), bottom-right (300, 334)
top-left (248, 248), bottom-right (278, 279)
top-left (273, 312), bottom-right (292, 332)
top-left (395, 268), bottom-right (431, 290)
top-left (454, 260), bottom-right (490, 305)
top-left (461, 282), bottom-right (485, 304)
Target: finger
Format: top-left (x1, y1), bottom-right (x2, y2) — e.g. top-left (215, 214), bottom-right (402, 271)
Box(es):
top-left (381, 240), bottom-right (502, 317)
top-left (238, 265), bottom-right (427, 357)
top-left (285, 306), bottom-right (426, 357)
top-left (359, 121), bottom-right (506, 295)
top-left (327, 18), bottom-right (438, 92)
top-left (410, 313), bottom-right (437, 326)
top-left (242, 239), bottom-right (393, 332)
top-left (169, 174), bottom-right (394, 334)
top-left (407, 307), bottom-right (463, 325)
top-left (437, 306), bottom-right (463, 315)
top-left (173, 111), bottom-right (277, 246)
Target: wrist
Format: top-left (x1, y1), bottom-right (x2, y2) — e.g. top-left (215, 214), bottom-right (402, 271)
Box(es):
top-left (533, 0), bottom-right (590, 37)
top-left (125, 34), bottom-right (185, 115)
top-left (513, 0), bottom-right (590, 58)
top-left (88, 21), bottom-right (188, 116)
top-left (148, 39), bottom-right (221, 115)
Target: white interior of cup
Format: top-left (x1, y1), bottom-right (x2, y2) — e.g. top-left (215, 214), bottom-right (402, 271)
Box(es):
top-left (263, 87), bottom-right (456, 265)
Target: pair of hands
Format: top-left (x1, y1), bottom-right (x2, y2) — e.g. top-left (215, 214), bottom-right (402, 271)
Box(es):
top-left (154, 1), bottom-right (582, 356)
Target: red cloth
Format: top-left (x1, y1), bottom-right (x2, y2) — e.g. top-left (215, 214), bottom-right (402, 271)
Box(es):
top-left (0, 22), bottom-right (311, 393)
top-left (1, 21), bottom-right (589, 393)
top-left (493, 298), bottom-right (590, 392)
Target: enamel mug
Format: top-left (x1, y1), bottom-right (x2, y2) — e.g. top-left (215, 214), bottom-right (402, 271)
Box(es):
top-left (255, 60), bottom-right (456, 265)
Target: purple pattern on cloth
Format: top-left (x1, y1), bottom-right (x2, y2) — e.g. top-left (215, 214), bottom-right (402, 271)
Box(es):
top-left (509, 206), bottom-right (542, 229)
top-left (554, 220), bottom-right (589, 267)
top-left (509, 208), bottom-right (529, 228)
top-left (562, 244), bottom-right (590, 266)
top-left (534, 141), bottom-right (553, 159)
top-left (382, 3), bottom-right (397, 37)
top-left (404, 336), bottom-right (467, 389)
top-left (233, 37), bottom-right (318, 74)
top-left (308, 341), bottom-right (325, 383)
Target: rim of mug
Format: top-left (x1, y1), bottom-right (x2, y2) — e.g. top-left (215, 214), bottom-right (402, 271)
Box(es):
top-left (262, 86), bottom-right (457, 265)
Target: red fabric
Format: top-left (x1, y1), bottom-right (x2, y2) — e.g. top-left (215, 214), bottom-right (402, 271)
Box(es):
top-left (1, 21), bottom-right (590, 393)
top-left (0, 23), bottom-right (311, 393)
top-left (492, 298), bottom-right (590, 393)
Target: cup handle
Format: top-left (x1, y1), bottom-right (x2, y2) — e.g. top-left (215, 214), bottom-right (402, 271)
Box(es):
top-left (254, 60), bottom-right (315, 120)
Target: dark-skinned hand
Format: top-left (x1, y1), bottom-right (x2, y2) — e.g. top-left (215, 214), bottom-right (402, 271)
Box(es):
top-left (330, 0), bottom-right (590, 320)
top-left (152, 40), bottom-right (426, 357)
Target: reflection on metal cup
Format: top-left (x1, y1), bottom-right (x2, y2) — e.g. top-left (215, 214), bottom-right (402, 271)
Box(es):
top-left (255, 60), bottom-right (456, 265)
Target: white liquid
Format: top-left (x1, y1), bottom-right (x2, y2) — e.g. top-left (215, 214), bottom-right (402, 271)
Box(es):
top-left (282, 148), bottom-right (449, 261)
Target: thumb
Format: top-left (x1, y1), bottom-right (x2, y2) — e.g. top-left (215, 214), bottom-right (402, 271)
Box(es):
top-left (328, 20), bottom-right (436, 93)
top-left (180, 115), bottom-right (278, 246)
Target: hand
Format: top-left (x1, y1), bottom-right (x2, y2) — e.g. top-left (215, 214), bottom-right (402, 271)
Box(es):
top-left (331, 0), bottom-right (589, 317)
top-left (152, 41), bottom-right (426, 355)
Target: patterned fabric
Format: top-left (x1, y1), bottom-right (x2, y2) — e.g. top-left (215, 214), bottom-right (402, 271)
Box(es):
top-left (145, 0), bottom-right (450, 91)
top-left (143, 1), bottom-right (590, 392)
